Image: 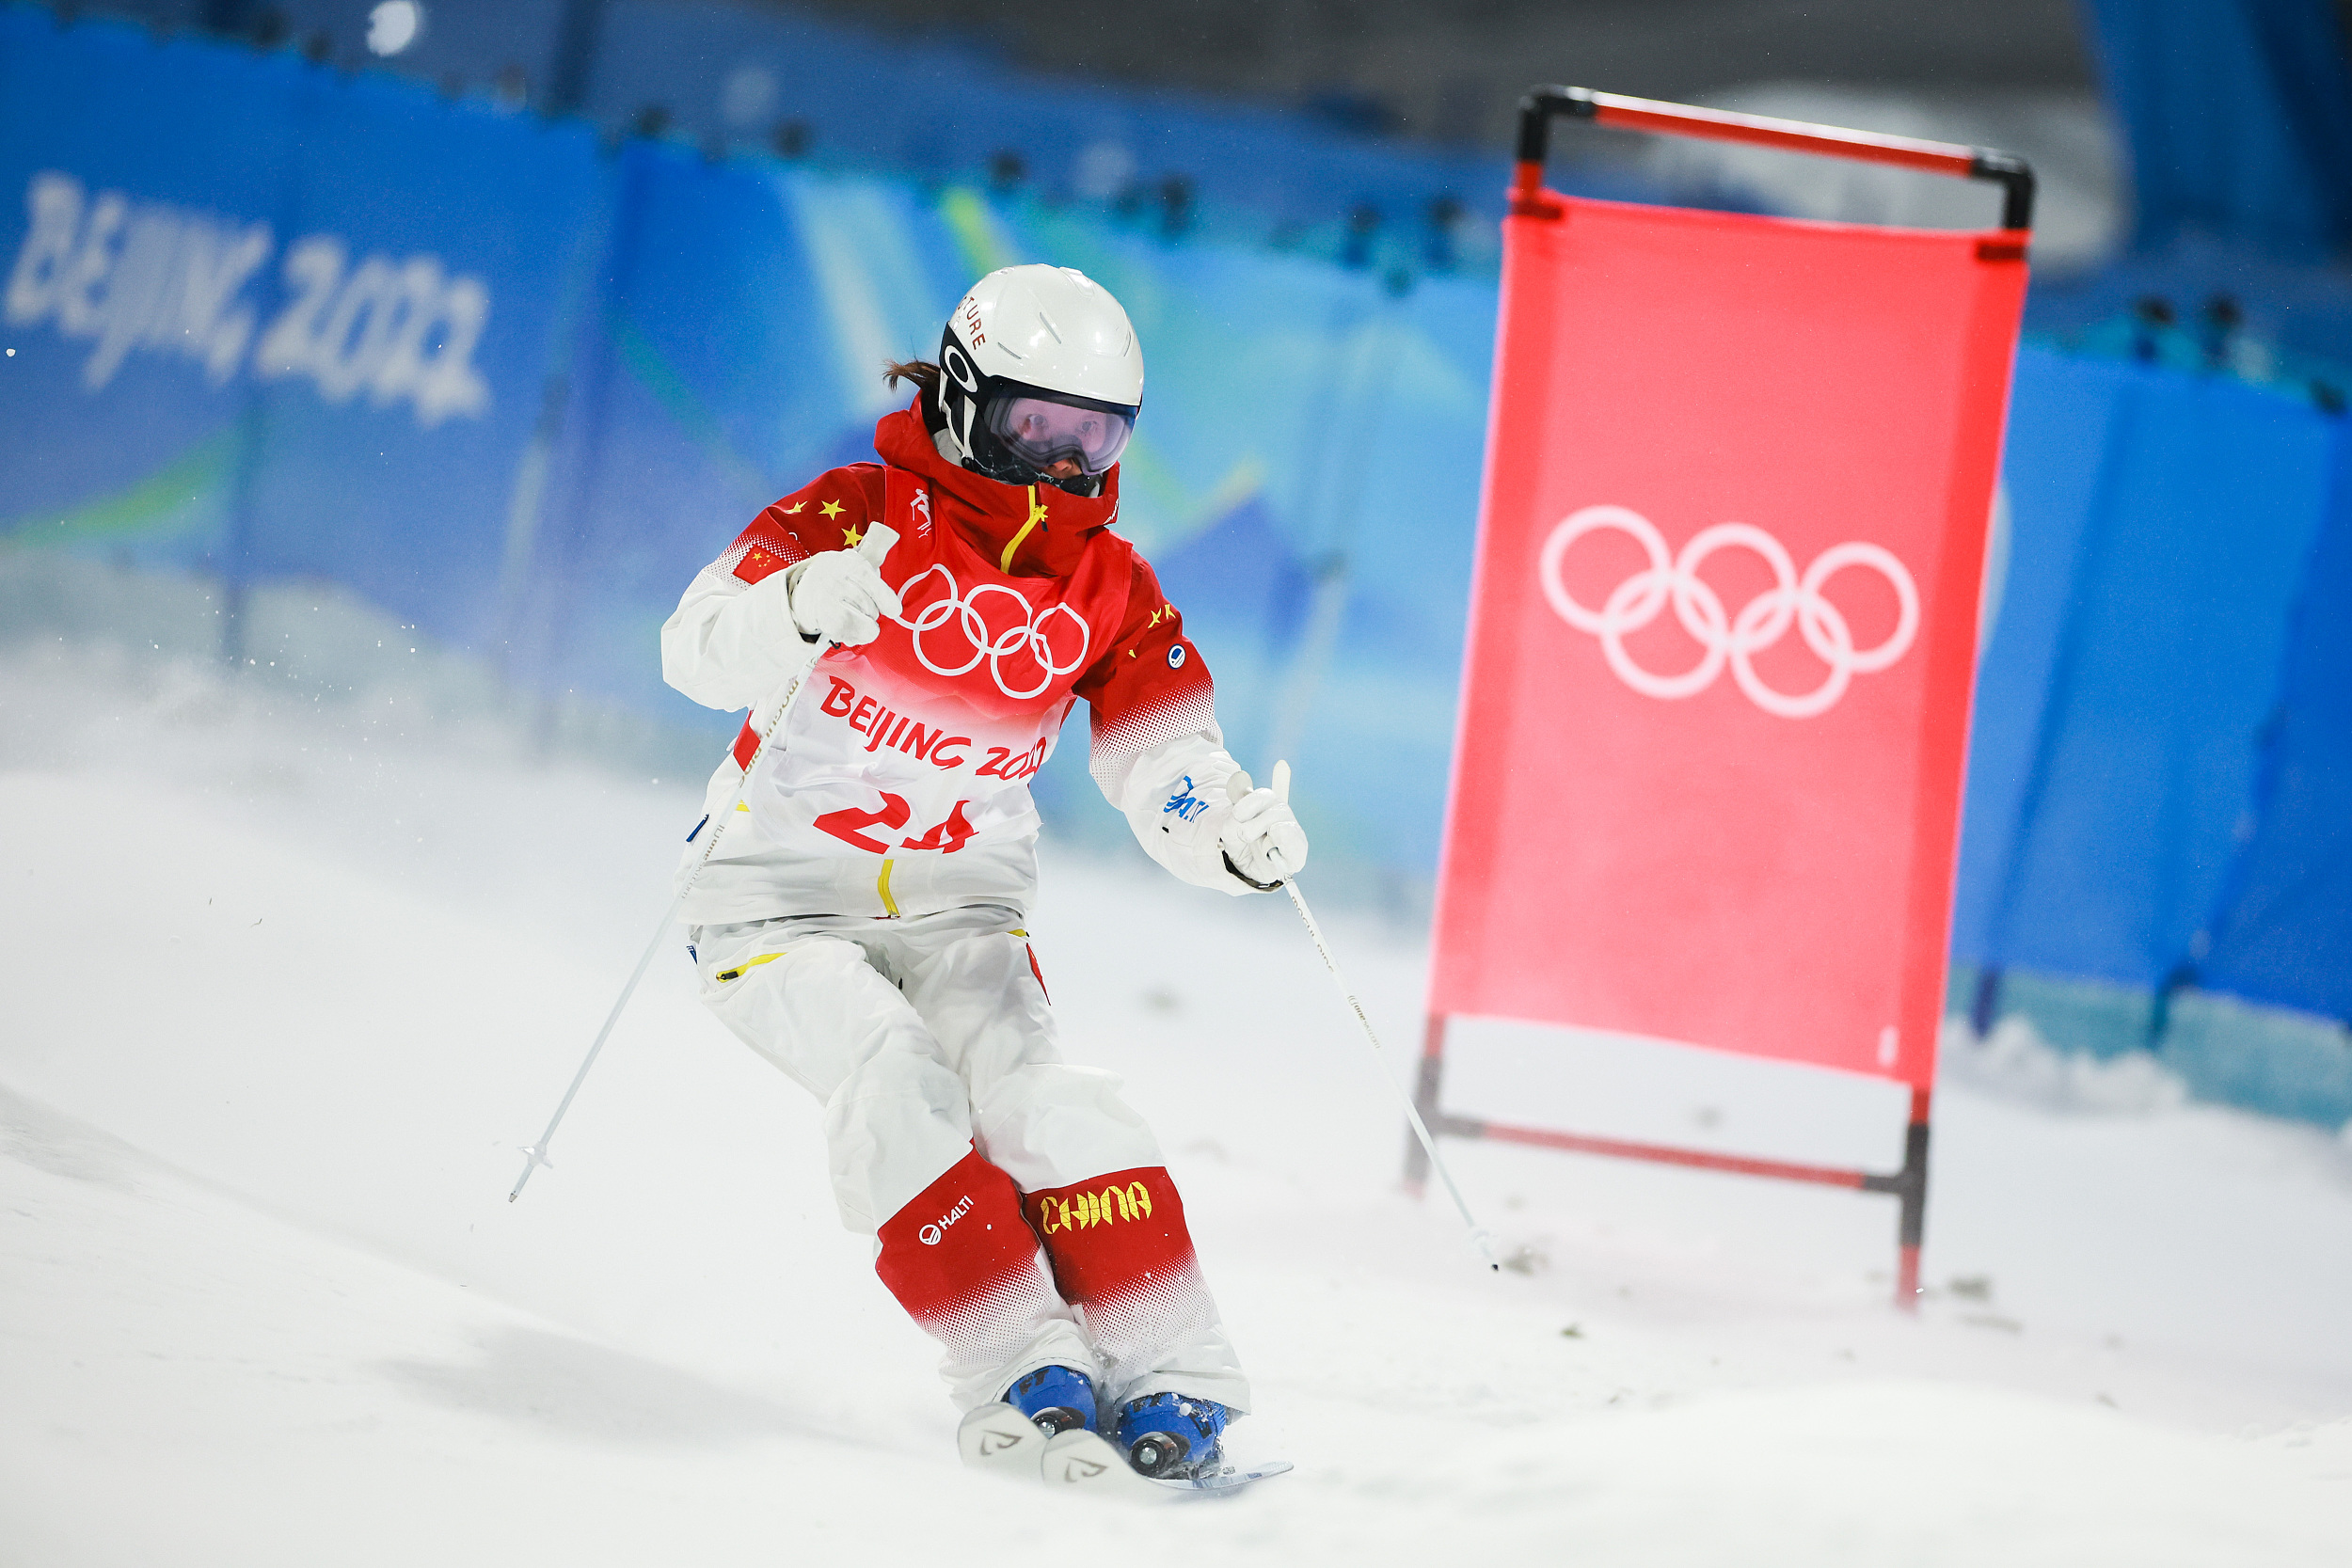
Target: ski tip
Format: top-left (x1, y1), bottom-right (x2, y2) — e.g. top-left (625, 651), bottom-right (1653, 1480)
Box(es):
top-left (1171, 1457), bottom-right (1295, 1494)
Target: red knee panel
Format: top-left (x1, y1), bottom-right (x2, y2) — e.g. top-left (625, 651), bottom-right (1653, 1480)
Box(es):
top-left (1023, 1166), bottom-right (1196, 1306)
top-left (876, 1147), bottom-right (1061, 1357)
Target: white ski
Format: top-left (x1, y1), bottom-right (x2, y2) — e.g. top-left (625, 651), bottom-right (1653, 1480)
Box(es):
top-left (956, 1402), bottom-right (1054, 1480)
top-left (1038, 1430), bottom-right (1171, 1497)
top-left (1040, 1430), bottom-right (1293, 1498)
top-left (1164, 1458), bottom-right (1295, 1496)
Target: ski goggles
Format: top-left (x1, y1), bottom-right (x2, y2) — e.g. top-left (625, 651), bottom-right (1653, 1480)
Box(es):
top-left (982, 387), bottom-right (1136, 477)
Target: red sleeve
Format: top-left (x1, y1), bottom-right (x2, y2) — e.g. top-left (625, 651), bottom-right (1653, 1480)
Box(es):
top-left (1076, 550), bottom-right (1219, 769)
top-left (712, 464), bottom-right (887, 585)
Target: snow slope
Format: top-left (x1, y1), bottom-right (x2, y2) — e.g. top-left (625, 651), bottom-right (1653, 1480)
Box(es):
top-left (5, 635), bottom-right (2351, 1566)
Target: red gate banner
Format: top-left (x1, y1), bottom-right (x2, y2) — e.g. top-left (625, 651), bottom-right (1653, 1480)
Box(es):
top-left (1429, 192), bottom-right (2028, 1090)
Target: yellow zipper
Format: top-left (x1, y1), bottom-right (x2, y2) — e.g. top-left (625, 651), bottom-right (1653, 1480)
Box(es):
top-left (715, 951), bottom-right (786, 983)
top-left (1000, 485), bottom-right (1046, 573)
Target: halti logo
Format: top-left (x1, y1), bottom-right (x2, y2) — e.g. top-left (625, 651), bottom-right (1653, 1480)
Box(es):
top-left (917, 1194), bottom-right (974, 1245)
top-left (1038, 1181), bottom-right (1154, 1235)
top-left (1162, 775), bottom-right (1207, 823)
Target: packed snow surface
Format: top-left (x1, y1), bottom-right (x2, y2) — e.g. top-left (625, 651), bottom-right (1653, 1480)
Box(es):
top-left (5, 634), bottom-right (2351, 1566)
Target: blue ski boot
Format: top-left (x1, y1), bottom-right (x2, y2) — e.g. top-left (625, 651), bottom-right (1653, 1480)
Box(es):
top-left (1112, 1392), bottom-right (1231, 1480)
top-left (1005, 1365), bottom-right (1098, 1435)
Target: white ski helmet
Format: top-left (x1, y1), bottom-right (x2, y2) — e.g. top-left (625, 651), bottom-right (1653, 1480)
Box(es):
top-left (935, 264), bottom-right (1143, 495)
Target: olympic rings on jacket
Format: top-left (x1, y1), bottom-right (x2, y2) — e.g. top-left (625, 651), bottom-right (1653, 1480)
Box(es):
top-left (1538, 505), bottom-right (1919, 719)
top-left (891, 564), bottom-right (1092, 699)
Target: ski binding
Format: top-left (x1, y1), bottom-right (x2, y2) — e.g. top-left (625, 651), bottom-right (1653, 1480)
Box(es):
top-left (960, 1403), bottom-right (1292, 1498)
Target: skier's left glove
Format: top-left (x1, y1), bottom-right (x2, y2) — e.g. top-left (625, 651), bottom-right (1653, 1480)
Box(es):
top-left (1219, 767), bottom-right (1308, 891)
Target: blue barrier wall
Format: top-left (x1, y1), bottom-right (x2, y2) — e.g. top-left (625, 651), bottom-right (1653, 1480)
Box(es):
top-left (2199, 433), bottom-right (2352, 1018)
top-left (1953, 348), bottom-right (2340, 991)
top-left (6, 10), bottom-right (2351, 1115)
top-left (0, 6), bottom-right (605, 658)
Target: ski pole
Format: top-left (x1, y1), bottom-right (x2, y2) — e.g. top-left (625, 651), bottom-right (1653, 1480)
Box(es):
top-left (509, 524), bottom-right (898, 1202)
top-left (1262, 760), bottom-right (1500, 1272)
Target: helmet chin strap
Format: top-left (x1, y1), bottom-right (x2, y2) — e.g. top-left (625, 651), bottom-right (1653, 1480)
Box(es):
top-left (930, 420), bottom-right (972, 469)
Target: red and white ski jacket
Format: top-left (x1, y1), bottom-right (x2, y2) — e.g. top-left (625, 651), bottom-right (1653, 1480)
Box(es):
top-left (661, 404), bottom-right (1252, 924)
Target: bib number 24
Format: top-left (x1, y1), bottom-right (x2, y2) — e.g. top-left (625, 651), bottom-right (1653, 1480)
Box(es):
top-left (814, 795), bottom-right (977, 855)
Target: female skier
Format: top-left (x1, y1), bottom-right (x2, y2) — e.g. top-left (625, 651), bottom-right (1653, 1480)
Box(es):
top-left (660, 264), bottom-right (1307, 1482)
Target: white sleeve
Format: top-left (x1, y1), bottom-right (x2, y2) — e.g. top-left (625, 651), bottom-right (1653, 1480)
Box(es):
top-left (660, 564), bottom-right (807, 712)
top-left (1100, 726), bottom-right (1255, 896)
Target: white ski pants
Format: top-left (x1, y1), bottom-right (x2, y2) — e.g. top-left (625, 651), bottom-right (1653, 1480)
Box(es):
top-left (691, 904), bottom-right (1248, 1415)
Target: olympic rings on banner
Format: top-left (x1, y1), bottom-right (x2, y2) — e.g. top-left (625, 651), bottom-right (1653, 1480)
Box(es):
top-left (892, 564), bottom-right (1092, 700)
top-left (1538, 505), bottom-right (1919, 719)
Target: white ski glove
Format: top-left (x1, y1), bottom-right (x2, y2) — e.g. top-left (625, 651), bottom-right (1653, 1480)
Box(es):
top-left (786, 545), bottom-right (903, 647)
top-left (1219, 765), bottom-right (1309, 890)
